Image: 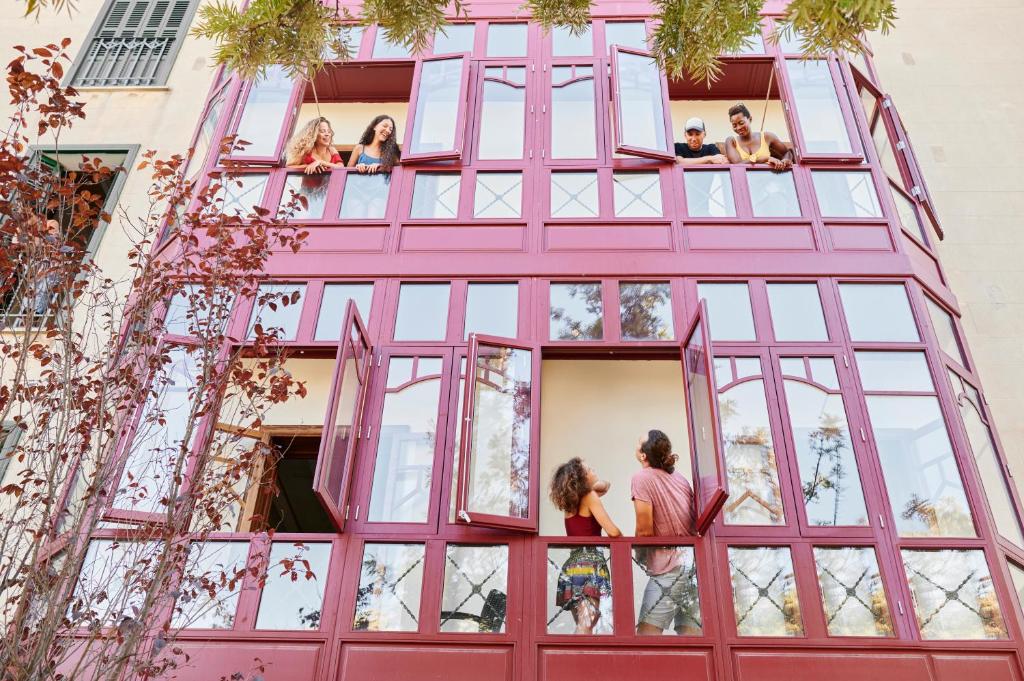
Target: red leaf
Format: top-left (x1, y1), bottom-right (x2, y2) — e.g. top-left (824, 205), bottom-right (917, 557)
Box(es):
top-left (32, 47), bottom-right (52, 57)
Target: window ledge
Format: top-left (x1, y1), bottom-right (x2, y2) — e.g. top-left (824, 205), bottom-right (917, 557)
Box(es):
top-left (75, 86), bottom-right (172, 93)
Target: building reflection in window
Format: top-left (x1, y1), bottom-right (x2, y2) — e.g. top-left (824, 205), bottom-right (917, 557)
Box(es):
top-left (440, 544), bottom-right (509, 633)
top-left (902, 549), bottom-right (1007, 640)
top-left (353, 542), bottom-right (425, 631)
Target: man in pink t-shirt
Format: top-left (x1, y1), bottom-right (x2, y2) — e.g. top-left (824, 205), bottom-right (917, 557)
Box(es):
top-left (630, 429), bottom-right (699, 635)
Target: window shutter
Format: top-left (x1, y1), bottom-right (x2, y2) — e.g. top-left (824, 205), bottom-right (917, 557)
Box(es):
top-left (73, 0), bottom-right (196, 87)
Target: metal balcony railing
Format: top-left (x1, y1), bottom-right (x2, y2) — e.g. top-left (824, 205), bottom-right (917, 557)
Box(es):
top-left (72, 36), bottom-right (176, 87)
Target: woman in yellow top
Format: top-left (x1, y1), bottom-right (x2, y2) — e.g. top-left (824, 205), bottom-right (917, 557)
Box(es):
top-left (724, 102), bottom-right (795, 173)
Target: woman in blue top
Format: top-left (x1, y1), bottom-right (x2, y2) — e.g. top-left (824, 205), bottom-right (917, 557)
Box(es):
top-left (346, 114), bottom-right (401, 174)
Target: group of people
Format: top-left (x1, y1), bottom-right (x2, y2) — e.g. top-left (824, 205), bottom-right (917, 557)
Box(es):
top-left (549, 430), bottom-right (698, 635)
top-left (674, 102), bottom-right (794, 172)
top-left (284, 114), bottom-right (401, 175)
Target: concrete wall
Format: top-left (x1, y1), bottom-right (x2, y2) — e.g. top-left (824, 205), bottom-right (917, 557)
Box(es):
top-left (871, 1), bottom-right (1024, 478)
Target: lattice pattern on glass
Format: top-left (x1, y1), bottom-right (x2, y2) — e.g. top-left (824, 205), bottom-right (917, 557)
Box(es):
top-left (632, 545), bottom-right (701, 635)
top-left (339, 173), bottom-right (390, 220)
top-left (441, 544), bottom-right (509, 633)
top-left (902, 549), bottom-right (1007, 640)
top-left (550, 282), bottom-right (603, 340)
top-left (839, 284), bottom-right (919, 342)
top-left (394, 283), bottom-right (450, 341)
top-left (550, 67), bottom-right (597, 159)
top-left (748, 171), bottom-right (800, 217)
top-left (315, 284), bottom-right (373, 341)
top-left (813, 546), bottom-right (893, 636)
top-left (685, 171), bottom-right (736, 217)
top-left (547, 545), bottom-right (614, 634)
top-left (619, 282), bottom-right (673, 340)
top-left (220, 173), bottom-right (269, 217)
top-left (947, 369), bottom-right (1024, 549)
top-left (255, 542), bottom-right (331, 630)
top-left (786, 60), bottom-right (853, 154)
top-left (813, 171), bottom-right (882, 218)
top-left (551, 172), bottom-right (599, 218)
top-left (728, 546), bottom-right (803, 636)
top-left (174, 541), bottom-right (249, 629)
top-left (353, 543), bottom-right (425, 631)
top-left (411, 173), bottom-right (461, 219)
top-left (475, 172), bottom-right (523, 218)
top-left (368, 357), bottom-right (444, 523)
top-left (781, 357), bottom-right (868, 526)
top-left (613, 172), bottom-right (662, 217)
top-left (247, 283), bottom-right (305, 341)
top-left (280, 173), bottom-right (328, 219)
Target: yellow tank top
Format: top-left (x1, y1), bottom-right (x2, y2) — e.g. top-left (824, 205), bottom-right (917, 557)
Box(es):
top-left (733, 133), bottom-right (770, 162)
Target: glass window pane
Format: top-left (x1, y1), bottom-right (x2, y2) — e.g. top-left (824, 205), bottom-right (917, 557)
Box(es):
top-left (685, 171), bottom-right (736, 217)
top-left (616, 51), bottom-right (669, 153)
top-left (487, 23), bottom-right (527, 57)
top-left (183, 88), bottom-right (226, 180)
top-left (465, 283), bottom-right (518, 339)
top-left (632, 545), bottom-right (701, 635)
top-left (394, 283), bottom-right (450, 341)
top-left (698, 283), bottom-right (755, 341)
top-left (233, 66), bottom-right (293, 157)
top-left (890, 185), bottom-right (928, 243)
top-left (411, 173), bottom-right (461, 219)
top-left (928, 299), bottom-right (967, 366)
top-left (735, 357), bottom-right (761, 379)
top-left (339, 173), bottom-right (390, 219)
top-left (866, 395), bottom-right (975, 537)
top-left (550, 282), bottom-right (603, 340)
top-left (767, 283), bottom-right (827, 341)
top-left (839, 284), bottom-right (919, 342)
top-left (605, 21), bottom-right (647, 52)
top-left (786, 60), bottom-right (852, 154)
top-left (613, 172), bottom-right (662, 217)
top-left (551, 172), bottom-right (599, 218)
top-left (475, 172), bottom-right (523, 218)
top-left (728, 33), bottom-right (764, 55)
top-left (280, 174), bottom-right (328, 219)
top-left (478, 78), bottom-right (526, 160)
top-left (553, 24), bottom-right (592, 56)
top-left (373, 29), bottom-right (411, 58)
top-left (551, 75), bottom-right (597, 159)
top-left (441, 544), bottom-right (509, 633)
top-left (855, 351), bottom-right (933, 392)
top-left (748, 171), bottom-right (801, 217)
top-left (547, 545), bottom-right (613, 634)
top-left (72, 540), bottom-right (158, 625)
top-left (813, 171), bottom-right (882, 218)
top-left (314, 284), bottom-right (373, 341)
top-left (327, 24), bottom-right (363, 59)
top-left (166, 283), bottom-right (234, 337)
top-left (814, 547), bottom-right (893, 637)
top-left (809, 358), bottom-right (839, 390)
top-left (783, 379), bottom-right (868, 526)
top-left (433, 24), bottom-right (474, 54)
top-left (353, 543), bottom-right (425, 631)
top-left (368, 359), bottom-right (443, 523)
top-left (409, 57), bottom-right (463, 155)
top-left (720, 379), bottom-right (786, 525)
top-left (221, 173), bottom-right (269, 216)
top-left (775, 27), bottom-right (806, 54)
top-left (174, 541), bottom-right (249, 629)
top-left (247, 283), bottom-right (305, 340)
top-left (114, 346), bottom-right (197, 513)
top-left (255, 542), bottom-right (331, 630)
top-left (902, 549), bottom-right (1007, 639)
top-left (728, 546), bottom-right (803, 636)
top-left (872, 117), bottom-right (903, 185)
top-left (464, 343), bottom-right (533, 519)
top-left (620, 282), bottom-right (673, 340)
top-left (1009, 561), bottom-right (1024, 617)
top-left (949, 370), bottom-right (1024, 549)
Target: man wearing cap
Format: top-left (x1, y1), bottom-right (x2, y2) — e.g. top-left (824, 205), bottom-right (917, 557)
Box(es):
top-left (674, 117), bottom-right (729, 165)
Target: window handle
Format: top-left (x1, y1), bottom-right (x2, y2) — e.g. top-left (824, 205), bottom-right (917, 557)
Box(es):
top-left (878, 514), bottom-right (885, 529)
top-left (354, 505), bottom-right (360, 521)
top-left (458, 509), bottom-right (472, 523)
top-left (897, 600), bottom-right (905, 616)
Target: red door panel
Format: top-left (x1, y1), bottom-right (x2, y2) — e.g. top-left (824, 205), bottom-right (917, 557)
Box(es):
top-left (338, 644), bottom-right (513, 681)
top-left (932, 654), bottom-right (1021, 681)
top-left (732, 651), bottom-right (932, 681)
top-left (539, 648), bottom-right (714, 681)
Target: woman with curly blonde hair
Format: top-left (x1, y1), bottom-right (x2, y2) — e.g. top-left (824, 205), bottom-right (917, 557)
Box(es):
top-left (286, 117), bottom-right (344, 174)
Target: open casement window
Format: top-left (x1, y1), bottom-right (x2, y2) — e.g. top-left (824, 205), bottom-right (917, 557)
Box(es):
top-left (610, 47), bottom-right (675, 161)
top-left (880, 96), bottom-right (943, 240)
top-left (224, 66), bottom-right (302, 165)
top-left (456, 334), bottom-right (539, 531)
top-left (404, 54), bottom-right (472, 162)
top-left (782, 58), bottom-right (864, 163)
top-left (197, 423), bottom-right (274, 533)
top-left (680, 301), bottom-right (728, 535)
top-left (313, 301), bottom-right (373, 531)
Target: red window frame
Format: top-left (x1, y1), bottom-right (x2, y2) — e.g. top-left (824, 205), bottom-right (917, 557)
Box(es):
top-left (609, 46), bottom-right (675, 161)
top-left (313, 300), bottom-right (374, 531)
top-left (222, 69), bottom-right (304, 165)
top-left (544, 60), bottom-right (605, 166)
top-left (403, 54), bottom-right (473, 163)
top-left (455, 333), bottom-right (540, 532)
top-left (681, 301), bottom-right (729, 535)
top-left (469, 60), bottom-right (535, 166)
top-left (779, 56), bottom-right (865, 164)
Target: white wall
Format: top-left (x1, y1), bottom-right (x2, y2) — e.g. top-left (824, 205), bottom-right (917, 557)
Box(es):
top-left (295, 102), bottom-right (410, 152)
top-left (539, 359), bottom-right (691, 536)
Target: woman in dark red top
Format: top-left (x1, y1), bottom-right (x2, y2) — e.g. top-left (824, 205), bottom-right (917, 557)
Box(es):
top-left (549, 457), bottom-right (620, 633)
top-left (285, 117), bottom-right (344, 174)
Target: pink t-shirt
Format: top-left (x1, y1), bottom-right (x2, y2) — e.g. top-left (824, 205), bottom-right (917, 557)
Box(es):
top-left (630, 467), bottom-right (696, 575)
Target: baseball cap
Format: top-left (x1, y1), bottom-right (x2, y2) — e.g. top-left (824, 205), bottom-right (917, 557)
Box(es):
top-left (684, 117), bottom-right (705, 132)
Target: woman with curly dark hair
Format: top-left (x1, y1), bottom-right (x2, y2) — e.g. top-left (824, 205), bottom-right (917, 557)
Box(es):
top-left (549, 457), bottom-right (620, 634)
top-left (346, 114), bottom-right (401, 174)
